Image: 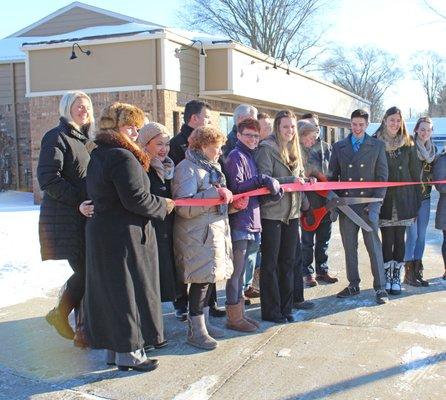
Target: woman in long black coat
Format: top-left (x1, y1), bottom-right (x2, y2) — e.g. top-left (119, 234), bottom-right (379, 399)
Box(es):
top-left (137, 122), bottom-right (177, 303)
top-left (374, 106), bottom-right (421, 295)
top-left (84, 102), bottom-right (174, 373)
top-left (37, 91), bottom-right (95, 343)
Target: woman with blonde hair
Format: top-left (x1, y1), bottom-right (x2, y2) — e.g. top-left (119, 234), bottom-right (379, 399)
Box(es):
top-left (38, 90), bottom-right (95, 346)
top-left (84, 102), bottom-right (174, 372)
top-left (373, 106), bottom-right (422, 295)
top-left (254, 110), bottom-right (308, 323)
top-left (172, 126), bottom-right (236, 350)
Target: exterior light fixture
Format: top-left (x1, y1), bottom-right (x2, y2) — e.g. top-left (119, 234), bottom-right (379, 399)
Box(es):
top-left (174, 40), bottom-right (207, 58)
top-left (70, 43), bottom-right (91, 60)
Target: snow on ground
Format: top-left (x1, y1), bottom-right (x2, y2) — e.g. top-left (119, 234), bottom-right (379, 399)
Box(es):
top-left (0, 191), bottom-right (71, 308)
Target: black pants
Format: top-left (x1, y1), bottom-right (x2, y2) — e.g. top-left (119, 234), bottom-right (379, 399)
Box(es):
top-left (301, 219), bottom-right (332, 276)
top-left (189, 283), bottom-right (213, 316)
top-left (260, 218), bottom-right (299, 320)
top-left (293, 232), bottom-right (304, 303)
top-left (66, 254), bottom-right (85, 307)
top-left (380, 226), bottom-right (406, 262)
top-left (442, 231), bottom-right (446, 268)
top-left (174, 283), bottom-right (218, 310)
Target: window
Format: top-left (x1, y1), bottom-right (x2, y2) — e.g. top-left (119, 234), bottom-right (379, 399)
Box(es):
top-left (219, 114), bottom-right (233, 135)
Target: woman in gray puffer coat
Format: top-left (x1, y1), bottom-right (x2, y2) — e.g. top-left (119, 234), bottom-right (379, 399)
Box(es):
top-left (433, 149), bottom-right (446, 280)
top-left (172, 126), bottom-right (239, 350)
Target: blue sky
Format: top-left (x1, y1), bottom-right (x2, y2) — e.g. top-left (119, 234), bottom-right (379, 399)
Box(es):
top-left (2, 0), bottom-right (446, 115)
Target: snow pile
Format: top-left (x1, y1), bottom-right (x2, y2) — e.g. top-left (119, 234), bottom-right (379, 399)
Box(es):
top-left (0, 191), bottom-right (71, 308)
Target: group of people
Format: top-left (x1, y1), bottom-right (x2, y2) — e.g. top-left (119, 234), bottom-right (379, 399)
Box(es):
top-left (37, 91), bottom-right (446, 373)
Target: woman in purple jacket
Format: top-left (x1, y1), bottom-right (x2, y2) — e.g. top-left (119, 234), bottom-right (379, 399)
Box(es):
top-left (224, 118), bottom-right (281, 332)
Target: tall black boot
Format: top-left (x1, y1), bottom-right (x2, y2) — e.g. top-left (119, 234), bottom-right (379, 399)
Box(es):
top-left (45, 283), bottom-right (76, 339)
top-left (414, 260), bottom-right (429, 287)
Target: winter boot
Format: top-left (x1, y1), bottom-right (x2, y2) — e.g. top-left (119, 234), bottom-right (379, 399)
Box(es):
top-left (383, 261), bottom-right (393, 292)
top-left (414, 260), bottom-right (429, 287)
top-left (226, 302), bottom-right (257, 332)
top-left (240, 298), bottom-right (260, 328)
top-left (186, 314), bottom-right (218, 350)
top-left (73, 302), bottom-right (89, 348)
top-left (203, 306), bottom-right (225, 338)
top-left (45, 284), bottom-right (76, 340)
top-left (403, 260), bottom-right (420, 287)
top-left (390, 262), bottom-right (403, 295)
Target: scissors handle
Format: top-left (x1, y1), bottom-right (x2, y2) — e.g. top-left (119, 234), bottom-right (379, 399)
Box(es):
top-left (300, 207), bottom-right (328, 231)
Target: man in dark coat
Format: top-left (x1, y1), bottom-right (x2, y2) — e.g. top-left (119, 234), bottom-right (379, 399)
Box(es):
top-left (328, 109), bottom-right (389, 305)
top-left (169, 99), bottom-right (227, 320)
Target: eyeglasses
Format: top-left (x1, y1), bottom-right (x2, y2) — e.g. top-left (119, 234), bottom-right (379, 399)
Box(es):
top-left (241, 133), bottom-right (260, 140)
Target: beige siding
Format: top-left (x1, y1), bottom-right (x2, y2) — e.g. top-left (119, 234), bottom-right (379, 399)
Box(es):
top-left (205, 49), bottom-right (228, 91)
top-left (179, 49), bottom-right (199, 94)
top-left (14, 63), bottom-right (26, 102)
top-left (28, 40), bottom-right (158, 93)
top-left (19, 7), bottom-right (127, 37)
top-left (0, 64), bottom-right (12, 105)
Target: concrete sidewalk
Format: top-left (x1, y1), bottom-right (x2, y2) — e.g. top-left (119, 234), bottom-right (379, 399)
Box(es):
top-left (1, 198), bottom-right (445, 399)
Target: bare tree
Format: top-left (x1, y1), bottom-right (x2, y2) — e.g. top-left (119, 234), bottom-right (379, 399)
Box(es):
top-left (181, 0), bottom-right (326, 70)
top-left (434, 83), bottom-right (446, 116)
top-left (423, 0), bottom-right (446, 20)
top-left (321, 47), bottom-right (403, 122)
top-left (411, 51), bottom-right (445, 115)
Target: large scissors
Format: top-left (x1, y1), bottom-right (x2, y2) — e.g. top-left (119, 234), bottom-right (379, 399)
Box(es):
top-left (301, 190), bottom-right (382, 232)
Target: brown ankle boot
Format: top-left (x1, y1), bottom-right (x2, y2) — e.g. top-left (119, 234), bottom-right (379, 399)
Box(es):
top-left (403, 261), bottom-right (420, 287)
top-left (226, 302), bottom-right (257, 332)
top-left (413, 260), bottom-right (429, 287)
top-left (45, 284), bottom-right (76, 339)
top-left (240, 299), bottom-right (260, 328)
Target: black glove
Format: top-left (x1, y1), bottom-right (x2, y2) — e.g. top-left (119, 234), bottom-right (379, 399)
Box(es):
top-left (261, 175), bottom-right (281, 195)
top-left (259, 187), bottom-right (284, 204)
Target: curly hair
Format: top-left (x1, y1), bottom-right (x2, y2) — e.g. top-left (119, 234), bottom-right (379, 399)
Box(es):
top-left (188, 126), bottom-right (227, 150)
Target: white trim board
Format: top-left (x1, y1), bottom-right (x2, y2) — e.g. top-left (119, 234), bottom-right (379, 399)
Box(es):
top-left (26, 85), bottom-right (154, 98)
top-left (7, 1), bottom-right (164, 38)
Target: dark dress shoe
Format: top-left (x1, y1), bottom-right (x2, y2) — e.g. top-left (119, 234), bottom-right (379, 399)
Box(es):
top-left (336, 286), bottom-right (360, 298)
top-left (316, 273), bottom-right (339, 284)
top-left (283, 313), bottom-right (298, 322)
top-left (209, 305), bottom-right (226, 317)
top-left (175, 308), bottom-right (188, 321)
top-left (244, 297), bottom-right (252, 306)
top-left (117, 358), bottom-right (159, 372)
top-left (293, 300), bottom-right (315, 310)
top-left (262, 316), bottom-right (287, 324)
top-left (144, 340), bottom-right (168, 352)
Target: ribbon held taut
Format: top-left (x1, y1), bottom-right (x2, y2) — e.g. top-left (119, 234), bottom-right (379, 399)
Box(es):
top-left (173, 180), bottom-right (446, 207)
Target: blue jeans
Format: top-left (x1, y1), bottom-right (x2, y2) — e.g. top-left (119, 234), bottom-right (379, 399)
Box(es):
top-left (405, 198), bottom-right (431, 261)
top-left (230, 230), bottom-right (260, 290)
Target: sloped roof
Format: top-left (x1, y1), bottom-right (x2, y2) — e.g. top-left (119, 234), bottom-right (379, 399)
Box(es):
top-left (5, 1), bottom-right (164, 38)
top-left (1, 20), bottom-right (231, 63)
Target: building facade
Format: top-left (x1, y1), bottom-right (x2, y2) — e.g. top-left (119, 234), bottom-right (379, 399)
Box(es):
top-left (0, 1), bottom-right (370, 202)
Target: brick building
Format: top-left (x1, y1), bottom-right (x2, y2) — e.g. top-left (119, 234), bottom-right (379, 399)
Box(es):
top-left (0, 1), bottom-right (370, 202)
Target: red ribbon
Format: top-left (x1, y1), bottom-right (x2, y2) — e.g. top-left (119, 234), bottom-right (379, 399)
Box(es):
top-left (173, 180), bottom-right (446, 207)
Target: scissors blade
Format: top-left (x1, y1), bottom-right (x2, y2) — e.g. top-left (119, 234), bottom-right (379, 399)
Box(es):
top-left (337, 205), bottom-right (373, 232)
top-left (326, 197), bottom-right (382, 208)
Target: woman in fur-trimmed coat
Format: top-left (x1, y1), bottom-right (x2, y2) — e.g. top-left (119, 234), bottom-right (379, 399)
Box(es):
top-left (84, 102), bottom-right (174, 373)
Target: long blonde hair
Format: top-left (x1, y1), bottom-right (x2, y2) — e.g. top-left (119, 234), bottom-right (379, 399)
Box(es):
top-left (273, 110), bottom-right (303, 173)
top-left (374, 106), bottom-right (412, 147)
